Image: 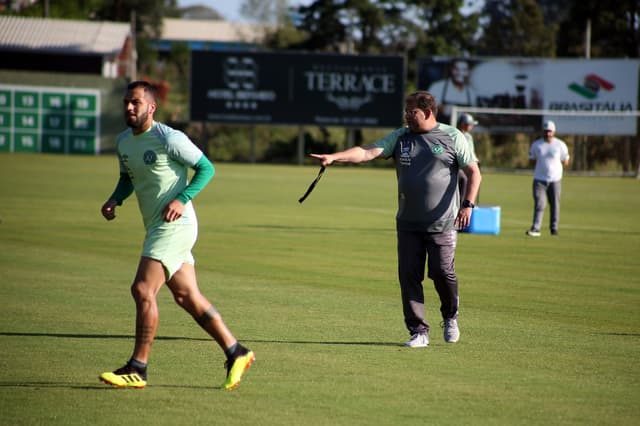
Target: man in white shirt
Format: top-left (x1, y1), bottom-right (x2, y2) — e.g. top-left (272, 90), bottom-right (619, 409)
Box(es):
top-left (526, 120), bottom-right (570, 237)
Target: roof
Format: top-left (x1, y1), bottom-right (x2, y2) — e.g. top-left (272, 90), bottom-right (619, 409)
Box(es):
top-left (0, 16), bottom-right (130, 56)
top-left (161, 18), bottom-right (268, 43)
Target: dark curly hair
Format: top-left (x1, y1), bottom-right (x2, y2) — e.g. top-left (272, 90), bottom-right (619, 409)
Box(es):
top-left (126, 80), bottom-right (158, 103)
top-left (405, 91), bottom-right (438, 115)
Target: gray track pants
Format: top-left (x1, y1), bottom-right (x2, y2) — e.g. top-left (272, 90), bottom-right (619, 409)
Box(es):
top-left (531, 179), bottom-right (562, 232)
top-left (397, 230), bottom-right (459, 335)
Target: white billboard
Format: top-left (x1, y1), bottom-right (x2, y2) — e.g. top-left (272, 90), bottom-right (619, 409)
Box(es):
top-left (418, 58), bottom-right (640, 135)
top-left (542, 60), bottom-right (638, 135)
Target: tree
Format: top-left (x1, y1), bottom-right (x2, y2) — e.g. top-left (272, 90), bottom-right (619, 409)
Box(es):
top-left (407, 0), bottom-right (480, 58)
top-left (0, 0), bottom-right (102, 19)
top-left (288, 0), bottom-right (349, 52)
top-left (1, 0), bottom-right (178, 77)
top-left (239, 0), bottom-right (290, 25)
top-left (478, 0), bottom-right (556, 57)
top-left (283, 0), bottom-right (479, 56)
top-left (557, 0), bottom-right (640, 58)
top-left (93, 0), bottom-right (171, 38)
top-left (278, 0), bottom-right (479, 84)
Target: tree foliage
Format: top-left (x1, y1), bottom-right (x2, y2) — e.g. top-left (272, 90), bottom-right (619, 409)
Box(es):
top-left (283, 0), bottom-right (479, 56)
top-left (406, 0), bottom-right (480, 57)
top-left (557, 0), bottom-right (640, 58)
top-left (239, 0), bottom-right (290, 25)
top-left (479, 0), bottom-right (556, 57)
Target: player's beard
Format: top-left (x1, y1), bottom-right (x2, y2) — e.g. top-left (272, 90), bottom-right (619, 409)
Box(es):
top-left (125, 107), bottom-right (150, 130)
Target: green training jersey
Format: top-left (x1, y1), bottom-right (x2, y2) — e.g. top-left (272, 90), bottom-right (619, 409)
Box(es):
top-left (116, 121), bottom-right (203, 229)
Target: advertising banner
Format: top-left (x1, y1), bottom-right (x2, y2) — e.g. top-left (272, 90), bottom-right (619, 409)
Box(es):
top-left (417, 58), bottom-right (640, 135)
top-left (191, 50), bottom-right (405, 128)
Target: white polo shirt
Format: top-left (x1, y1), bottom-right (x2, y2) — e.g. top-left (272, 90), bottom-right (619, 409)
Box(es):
top-left (529, 137), bottom-right (569, 182)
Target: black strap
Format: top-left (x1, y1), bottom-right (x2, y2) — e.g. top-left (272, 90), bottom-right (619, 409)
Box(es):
top-left (298, 166), bottom-right (326, 203)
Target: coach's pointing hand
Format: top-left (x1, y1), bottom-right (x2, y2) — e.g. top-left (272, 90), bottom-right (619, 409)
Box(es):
top-left (310, 153), bottom-right (335, 167)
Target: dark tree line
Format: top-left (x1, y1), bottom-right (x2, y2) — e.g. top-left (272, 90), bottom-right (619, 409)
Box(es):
top-left (4, 0), bottom-right (638, 171)
top-left (277, 0), bottom-right (638, 58)
top-left (6, 0), bottom-right (637, 77)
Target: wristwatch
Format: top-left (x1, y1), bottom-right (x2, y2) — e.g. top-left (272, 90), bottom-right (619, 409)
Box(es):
top-left (462, 200), bottom-right (475, 209)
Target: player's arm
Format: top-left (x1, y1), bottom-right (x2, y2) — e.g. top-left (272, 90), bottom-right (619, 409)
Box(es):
top-left (101, 173), bottom-right (133, 221)
top-left (176, 155), bottom-right (215, 204)
top-left (163, 156), bottom-right (215, 222)
top-left (310, 144), bottom-right (384, 167)
top-left (461, 162), bottom-right (481, 204)
top-left (310, 127), bottom-right (406, 166)
top-left (455, 162), bottom-right (482, 230)
top-left (561, 149), bottom-right (570, 167)
top-left (528, 144), bottom-right (537, 167)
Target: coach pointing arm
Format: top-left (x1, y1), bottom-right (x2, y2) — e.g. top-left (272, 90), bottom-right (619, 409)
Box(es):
top-left (310, 144), bottom-right (384, 166)
top-left (309, 91), bottom-right (482, 347)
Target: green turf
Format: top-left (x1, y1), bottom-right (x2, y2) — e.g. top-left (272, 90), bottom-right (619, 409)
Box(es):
top-left (0, 153), bottom-right (639, 425)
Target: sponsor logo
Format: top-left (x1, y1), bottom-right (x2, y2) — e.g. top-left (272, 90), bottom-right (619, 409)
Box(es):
top-left (143, 150), bottom-right (157, 165)
top-left (399, 139), bottom-right (412, 166)
top-left (303, 64), bottom-right (396, 112)
top-left (224, 57), bottom-right (258, 90)
top-left (551, 73), bottom-right (632, 112)
top-left (569, 74), bottom-right (614, 99)
top-left (431, 144), bottom-right (444, 155)
top-left (206, 56), bottom-right (276, 111)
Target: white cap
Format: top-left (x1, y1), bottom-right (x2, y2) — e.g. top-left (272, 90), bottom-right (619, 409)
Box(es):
top-left (458, 113), bottom-right (478, 125)
top-left (543, 120), bottom-right (556, 132)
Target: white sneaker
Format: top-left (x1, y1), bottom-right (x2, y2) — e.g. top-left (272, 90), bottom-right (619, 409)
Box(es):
top-left (443, 319), bottom-right (460, 343)
top-left (526, 229), bottom-right (541, 237)
top-left (404, 333), bottom-right (429, 348)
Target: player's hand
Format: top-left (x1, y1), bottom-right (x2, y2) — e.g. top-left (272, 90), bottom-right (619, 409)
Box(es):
top-left (163, 200), bottom-right (185, 222)
top-left (454, 207), bottom-right (472, 230)
top-left (310, 153), bottom-right (334, 167)
top-left (101, 199), bottom-right (118, 221)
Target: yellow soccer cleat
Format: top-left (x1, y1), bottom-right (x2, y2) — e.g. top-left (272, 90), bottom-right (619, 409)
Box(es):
top-left (99, 365), bottom-right (147, 389)
top-left (222, 349), bottom-right (255, 390)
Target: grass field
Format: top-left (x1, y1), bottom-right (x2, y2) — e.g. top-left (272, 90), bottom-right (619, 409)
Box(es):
top-left (1, 153), bottom-right (639, 425)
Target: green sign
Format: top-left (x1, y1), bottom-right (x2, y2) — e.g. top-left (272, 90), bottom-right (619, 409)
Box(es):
top-left (0, 85), bottom-right (100, 154)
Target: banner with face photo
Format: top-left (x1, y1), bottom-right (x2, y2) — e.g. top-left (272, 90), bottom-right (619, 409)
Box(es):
top-left (417, 57), bottom-right (639, 135)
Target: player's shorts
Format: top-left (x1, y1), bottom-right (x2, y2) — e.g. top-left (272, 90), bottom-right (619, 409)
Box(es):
top-left (142, 218), bottom-right (198, 279)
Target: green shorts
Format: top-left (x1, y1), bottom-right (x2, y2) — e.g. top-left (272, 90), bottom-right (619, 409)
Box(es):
top-left (142, 219), bottom-right (197, 279)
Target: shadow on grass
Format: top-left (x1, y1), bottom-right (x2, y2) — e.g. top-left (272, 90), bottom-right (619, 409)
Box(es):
top-left (0, 382), bottom-right (124, 390)
top-left (244, 338), bottom-right (400, 347)
top-left (0, 381), bottom-right (219, 390)
top-left (0, 331), bottom-right (401, 347)
top-left (241, 224), bottom-right (394, 234)
top-left (0, 331), bottom-right (209, 341)
top-left (595, 332), bottom-right (640, 337)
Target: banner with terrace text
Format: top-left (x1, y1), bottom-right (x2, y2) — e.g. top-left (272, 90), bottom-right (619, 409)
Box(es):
top-left (191, 50), bottom-right (405, 128)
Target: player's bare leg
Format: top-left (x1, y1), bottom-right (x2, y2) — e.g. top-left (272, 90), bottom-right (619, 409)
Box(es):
top-left (130, 257), bottom-right (167, 362)
top-left (167, 263), bottom-right (254, 389)
top-left (167, 263), bottom-right (237, 347)
top-left (99, 257), bottom-right (165, 388)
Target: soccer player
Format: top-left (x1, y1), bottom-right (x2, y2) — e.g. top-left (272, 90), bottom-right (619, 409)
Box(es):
top-left (99, 80), bottom-right (254, 390)
top-left (310, 91), bottom-right (481, 347)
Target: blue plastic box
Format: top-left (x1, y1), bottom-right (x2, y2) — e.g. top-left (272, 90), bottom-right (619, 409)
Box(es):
top-left (463, 205), bottom-right (501, 235)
